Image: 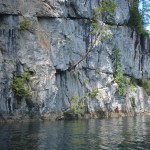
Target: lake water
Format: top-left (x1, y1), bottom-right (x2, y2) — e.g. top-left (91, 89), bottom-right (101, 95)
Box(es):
top-left (0, 116), bottom-right (150, 150)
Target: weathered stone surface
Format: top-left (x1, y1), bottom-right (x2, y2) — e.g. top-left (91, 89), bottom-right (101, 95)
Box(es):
top-left (114, 0), bottom-right (130, 24)
top-left (0, 0), bottom-right (150, 120)
top-left (0, 0), bottom-right (18, 15)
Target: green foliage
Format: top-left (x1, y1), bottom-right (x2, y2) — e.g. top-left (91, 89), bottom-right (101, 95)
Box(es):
top-left (94, 0), bottom-right (116, 21)
top-left (11, 72), bottom-right (31, 97)
top-left (95, 68), bottom-right (101, 74)
top-left (91, 0), bottom-right (116, 40)
top-left (70, 0), bottom-right (116, 70)
top-left (128, 2), bottom-right (148, 36)
top-left (71, 95), bottom-right (80, 103)
top-left (125, 77), bottom-right (130, 86)
top-left (112, 45), bottom-right (125, 96)
top-left (138, 77), bottom-right (150, 95)
top-left (139, 0), bottom-right (150, 27)
top-left (82, 80), bottom-right (89, 87)
top-left (19, 19), bottom-right (30, 32)
top-left (91, 21), bottom-right (113, 42)
top-left (119, 75), bottom-right (150, 96)
top-left (130, 97), bottom-right (136, 108)
top-left (65, 95), bottom-right (85, 117)
top-left (22, 72), bottom-right (30, 80)
top-left (115, 72), bottom-right (125, 96)
top-left (88, 88), bottom-right (99, 98)
top-left (125, 76), bottom-right (136, 91)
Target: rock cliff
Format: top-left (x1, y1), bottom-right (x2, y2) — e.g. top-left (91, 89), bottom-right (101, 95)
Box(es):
top-left (0, 0), bottom-right (150, 121)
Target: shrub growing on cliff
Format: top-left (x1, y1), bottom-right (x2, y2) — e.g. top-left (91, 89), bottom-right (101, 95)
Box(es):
top-left (11, 72), bottom-right (31, 97)
top-left (82, 79), bottom-right (89, 87)
top-left (138, 77), bottom-right (150, 95)
top-left (88, 88), bottom-right (99, 98)
top-left (125, 76), bottom-right (136, 91)
top-left (112, 45), bottom-right (125, 96)
top-left (94, 0), bottom-right (116, 22)
top-left (139, 0), bottom-right (150, 28)
top-left (64, 95), bottom-right (85, 119)
top-left (69, 0), bottom-right (116, 70)
top-left (19, 19), bottom-right (30, 32)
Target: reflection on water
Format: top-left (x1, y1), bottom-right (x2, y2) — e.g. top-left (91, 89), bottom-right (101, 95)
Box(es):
top-left (0, 116), bottom-right (150, 150)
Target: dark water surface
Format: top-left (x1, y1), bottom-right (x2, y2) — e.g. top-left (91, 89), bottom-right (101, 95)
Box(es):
top-left (0, 116), bottom-right (150, 150)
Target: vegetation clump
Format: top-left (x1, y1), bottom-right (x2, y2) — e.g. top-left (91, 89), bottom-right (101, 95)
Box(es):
top-left (112, 45), bottom-right (125, 96)
top-left (11, 72), bottom-right (31, 98)
top-left (88, 88), bottom-right (99, 98)
top-left (64, 95), bottom-right (85, 119)
top-left (94, 0), bottom-right (116, 23)
top-left (112, 46), bottom-right (136, 96)
top-left (70, 0), bottom-right (116, 70)
top-left (19, 19), bottom-right (30, 32)
top-left (138, 77), bottom-right (150, 95)
top-left (95, 68), bottom-right (101, 74)
top-left (125, 76), bottom-right (136, 91)
top-left (82, 80), bottom-right (89, 87)
top-left (130, 97), bottom-right (136, 108)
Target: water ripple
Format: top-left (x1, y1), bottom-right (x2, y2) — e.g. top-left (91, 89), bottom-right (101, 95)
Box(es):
top-left (0, 116), bottom-right (150, 150)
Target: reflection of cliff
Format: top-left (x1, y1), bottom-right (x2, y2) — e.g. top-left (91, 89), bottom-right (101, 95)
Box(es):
top-left (0, 114), bottom-right (150, 149)
top-left (0, 0), bottom-right (150, 120)
top-left (0, 122), bottom-right (40, 150)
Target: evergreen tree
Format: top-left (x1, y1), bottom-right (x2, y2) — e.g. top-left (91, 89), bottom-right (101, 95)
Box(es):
top-left (139, 0), bottom-right (150, 27)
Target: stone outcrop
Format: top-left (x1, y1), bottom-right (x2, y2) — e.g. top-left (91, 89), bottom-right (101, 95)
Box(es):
top-left (0, 0), bottom-right (150, 121)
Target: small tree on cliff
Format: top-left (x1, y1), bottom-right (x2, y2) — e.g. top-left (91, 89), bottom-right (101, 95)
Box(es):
top-left (69, 0), bottom-right (116, 70)
top-left (11, 72), bottom-right (31, 103)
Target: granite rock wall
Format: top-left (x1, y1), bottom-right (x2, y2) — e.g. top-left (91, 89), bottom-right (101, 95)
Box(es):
top-left (0, 0), bottom-right (150, 120)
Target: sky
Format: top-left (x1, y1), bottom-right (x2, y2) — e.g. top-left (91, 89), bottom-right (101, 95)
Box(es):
top-left (146, 26), bottom-right (150, 31)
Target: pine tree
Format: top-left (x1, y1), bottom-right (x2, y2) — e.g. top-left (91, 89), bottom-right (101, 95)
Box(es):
top-left (139, 0), bottom-right (150, 27)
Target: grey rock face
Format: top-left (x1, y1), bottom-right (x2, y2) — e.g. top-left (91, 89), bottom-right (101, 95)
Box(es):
top-left (0, 0), bottom-right (18, 15)
top-left (0, 0), bottom-right (150, 120)
top-left (114, 0), bottom-right (130, 24)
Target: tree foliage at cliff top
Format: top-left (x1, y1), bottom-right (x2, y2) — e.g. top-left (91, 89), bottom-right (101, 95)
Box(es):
top-left (128, 0), bottom-right (149, 36)
top-left (139, 0), bottom-right (150, 27)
